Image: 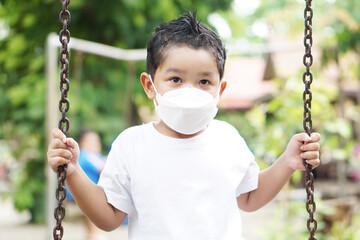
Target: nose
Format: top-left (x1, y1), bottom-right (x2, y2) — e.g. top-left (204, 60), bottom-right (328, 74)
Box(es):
top-left (182, 82), bottom-right (198, 89)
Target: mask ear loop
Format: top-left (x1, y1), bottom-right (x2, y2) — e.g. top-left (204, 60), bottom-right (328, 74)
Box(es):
top-left (149, 74), bottom-right (161, 106)
top-left (149, 74), bottom-right (160, 96)
top-left (215, 79), bottom-right (224, 99)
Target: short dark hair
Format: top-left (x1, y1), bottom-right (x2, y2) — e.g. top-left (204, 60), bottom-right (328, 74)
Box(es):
top-left (146, 11), bottom-right (226, 80)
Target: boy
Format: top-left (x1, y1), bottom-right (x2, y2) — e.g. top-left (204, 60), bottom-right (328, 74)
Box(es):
top-left (47, 12), bottom-right (320, 239)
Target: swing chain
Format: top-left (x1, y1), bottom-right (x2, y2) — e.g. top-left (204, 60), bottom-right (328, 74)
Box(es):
top-left (54, 0), bottom-right (71, 239)
top-left (303, 0), bottom-right (317, 239)
top-left (58, 0), bottom-right (71, 133)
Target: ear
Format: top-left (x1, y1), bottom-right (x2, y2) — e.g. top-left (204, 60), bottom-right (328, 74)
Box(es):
top-left (219, 80), bottom-right (227, 97)
top-left (140, 72), bottom-right (156, 100)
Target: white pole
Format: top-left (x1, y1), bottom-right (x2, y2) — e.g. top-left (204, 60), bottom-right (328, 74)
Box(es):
top-left (45, 33), bottom-right (60, 240)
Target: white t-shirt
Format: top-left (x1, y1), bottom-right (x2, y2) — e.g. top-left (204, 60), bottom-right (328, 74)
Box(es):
top-left (98, 120), bottom-right (259, 240)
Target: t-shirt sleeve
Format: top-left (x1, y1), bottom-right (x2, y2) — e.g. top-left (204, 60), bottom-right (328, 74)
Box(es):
top-left (236, 160), bottom-right (260, 196)
top-left (97, 138), bottom-right (134, 214)
top-left (234, 135), bottom-right (260, 196)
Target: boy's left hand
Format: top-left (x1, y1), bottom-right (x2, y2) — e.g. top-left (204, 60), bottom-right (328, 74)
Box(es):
top-left (284, 132), bottom-right (321, 171)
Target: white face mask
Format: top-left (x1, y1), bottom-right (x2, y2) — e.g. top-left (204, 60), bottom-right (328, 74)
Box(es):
top-left (150, 75), bottom-right (220, 135)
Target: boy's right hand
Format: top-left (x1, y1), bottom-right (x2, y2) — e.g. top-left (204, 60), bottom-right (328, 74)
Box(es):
top-left (47, 128), bottom-right (80, 176)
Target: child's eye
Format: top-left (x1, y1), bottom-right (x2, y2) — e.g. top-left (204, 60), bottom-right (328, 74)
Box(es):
top-left (170, 77), bottom-right (181, 83)
top-left (199, 79), bottom-right (210, 85)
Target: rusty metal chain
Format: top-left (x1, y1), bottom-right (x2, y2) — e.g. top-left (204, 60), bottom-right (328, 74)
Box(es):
top-left (302, 0), bottom-right (317, 239)
top-left (54, 0), bottom-right (71, 239)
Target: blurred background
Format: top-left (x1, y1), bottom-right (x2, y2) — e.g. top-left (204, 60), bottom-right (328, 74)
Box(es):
top-left (1, 0), bottom-right (360, 239)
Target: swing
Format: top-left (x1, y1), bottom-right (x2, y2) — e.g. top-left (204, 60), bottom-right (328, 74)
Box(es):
top-left (52, 0), bottom-right (317, 239)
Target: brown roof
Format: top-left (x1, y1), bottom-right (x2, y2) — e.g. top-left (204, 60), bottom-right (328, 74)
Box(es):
top-left (219, 57), bottom-right (277, 110)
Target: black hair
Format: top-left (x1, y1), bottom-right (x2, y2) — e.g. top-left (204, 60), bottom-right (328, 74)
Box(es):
top-left (78, 128), bottom-right (92, 142)
top-left (146, 11), bottom-right (226, 80)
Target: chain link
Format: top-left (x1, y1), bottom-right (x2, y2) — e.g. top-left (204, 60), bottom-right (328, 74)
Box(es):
top-left (54, 0), bottom-right (71, 239)
top-left (303, 0), bottom-right (317, 239)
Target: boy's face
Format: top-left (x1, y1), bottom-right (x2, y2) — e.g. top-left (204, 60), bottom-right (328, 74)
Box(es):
top-left (141, 45), bottom-right (226, 100)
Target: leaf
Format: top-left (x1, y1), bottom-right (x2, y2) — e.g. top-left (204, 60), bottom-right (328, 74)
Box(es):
top-left (333, 8), bottom-right (360, 32)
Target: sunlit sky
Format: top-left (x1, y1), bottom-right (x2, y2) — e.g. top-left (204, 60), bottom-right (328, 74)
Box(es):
top-left (208, 0), bottom-right (338, 40)
top-left (208, 0), bottom-right (264, 40)
top-left (232, 0), bottom-right (261, 16)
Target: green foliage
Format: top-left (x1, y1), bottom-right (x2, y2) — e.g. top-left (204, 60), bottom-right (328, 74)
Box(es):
top-left (0, 0), bottom-right (233, 223)
top-left (258, 200), bottom-right (323, 240)
top-left (328, 212), bottom-right (360, 240)
top-left (223, 0), bottom-right (360, 59)
top-left (257, 197), bottom-right (341, 240)
top-left (257, 195), bottom-right (360, 240)
top-left (331, 0), bottom-right (360, 53)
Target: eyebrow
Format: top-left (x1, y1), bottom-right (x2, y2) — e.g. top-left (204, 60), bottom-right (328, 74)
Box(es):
top-left (165, 68), bottom-right (216, 77)
top-left (165, 68), bottom-right (184, 74)
top-left (199, 71), bottom-right (216, 78)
